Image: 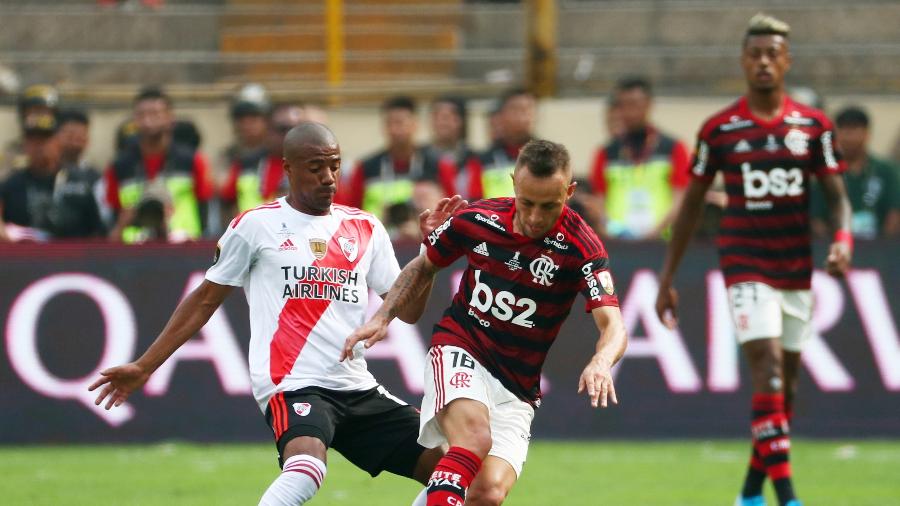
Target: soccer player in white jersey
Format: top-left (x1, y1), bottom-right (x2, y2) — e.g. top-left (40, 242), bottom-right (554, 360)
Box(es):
top-left (89, 123), bottom-right (464, 506)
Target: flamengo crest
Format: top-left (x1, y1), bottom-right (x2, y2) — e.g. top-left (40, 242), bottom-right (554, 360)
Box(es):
top-left (529, 254), bottom-right (559, 286)
top-left (784, 129), bottom-right (810, 156)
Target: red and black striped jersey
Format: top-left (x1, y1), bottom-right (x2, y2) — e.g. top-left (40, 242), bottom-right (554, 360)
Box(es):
top-left (691, 96), bottom-right (844, 290)
top-left (423, 198), bottom-right (619, 406)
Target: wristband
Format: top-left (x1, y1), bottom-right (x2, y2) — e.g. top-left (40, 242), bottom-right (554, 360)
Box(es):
top-left (834, 229), bottom-right (853, 250)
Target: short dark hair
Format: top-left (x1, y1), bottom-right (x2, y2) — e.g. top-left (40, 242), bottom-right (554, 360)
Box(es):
top-left (835, 106), bottom-right (870, 129)
top-left (498, 87), bottom-right (534, 110)
top-left (57, 108), bottom-right (89, 127)
top-left (516, 139), bottom-right (570, 178)
top-left (432, 94), bottom-right (468, 139)
top-left (382, 95), bottom-right (417, 114)
top-left (615, 76), bottom-right (653, 97)
top-left (134, 86), bottom-right (172, 108)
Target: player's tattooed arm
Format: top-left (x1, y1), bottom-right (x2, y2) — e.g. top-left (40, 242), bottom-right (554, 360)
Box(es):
top-left (818, 172), bottom-right (853, 277)
top-left (579, 305), bottom-right (628, 408)
top-left (340, 254), bottom-right (441, 361)
top-left (390, 254), bottom-right (440, 324)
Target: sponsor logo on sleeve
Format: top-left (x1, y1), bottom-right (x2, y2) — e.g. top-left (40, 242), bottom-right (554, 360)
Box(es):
top-left (822, 131), bottom-right (839, 169)
top-left (213, 243), bottom-right (221, 264)
top-left (427, 217), bottom-right (453, 245)
top-left (692, 141), bottom-right (709, 176)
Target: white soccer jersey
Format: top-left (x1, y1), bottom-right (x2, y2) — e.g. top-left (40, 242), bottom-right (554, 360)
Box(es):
top-left (206, 198), bottom-right (401, 412)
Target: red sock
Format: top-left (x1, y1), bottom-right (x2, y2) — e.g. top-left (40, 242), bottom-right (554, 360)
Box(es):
top-left (751, 393), bottom-right (796, 504)
top-left (426, 446), bottom-right (482, 506)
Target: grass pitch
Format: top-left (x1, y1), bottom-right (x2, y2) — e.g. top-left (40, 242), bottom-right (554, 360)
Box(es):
top-left (1, 440), bottom-right (898, 505)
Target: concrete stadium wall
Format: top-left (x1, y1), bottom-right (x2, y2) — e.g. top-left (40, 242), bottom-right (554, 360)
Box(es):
top-left (3, 95), bottom-right (900, 179)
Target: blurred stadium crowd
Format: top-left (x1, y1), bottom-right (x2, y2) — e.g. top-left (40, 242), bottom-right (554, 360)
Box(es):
top-left (1, 79), bottom-right (898, 244)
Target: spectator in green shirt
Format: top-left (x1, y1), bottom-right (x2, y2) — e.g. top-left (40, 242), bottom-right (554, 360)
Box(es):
top-left (812, 106), bottom-right (900, 239)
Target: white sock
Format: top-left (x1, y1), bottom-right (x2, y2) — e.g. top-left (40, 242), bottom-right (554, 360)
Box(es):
top-left (258, 454), bottom-right (327, 506)
top-left (411, 488), bottom-right (428, 506)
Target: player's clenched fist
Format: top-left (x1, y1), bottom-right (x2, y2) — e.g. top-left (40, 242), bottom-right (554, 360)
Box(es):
top-left (88, 362), bottom-right (150, 410)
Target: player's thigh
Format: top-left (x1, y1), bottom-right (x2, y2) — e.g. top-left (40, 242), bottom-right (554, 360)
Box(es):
top-left (266, 389), bottom-right (340, 467)
top-left (485, 380), bottom-right (534, 478)
top-left (467, 456), bottom-right (519, 506)
top-left (780, 289), bottom-right (813, 353)
top-left (729, 282), bottom-right (783, 345)
top-left (420, 345), bottom-right (493, 451)
top-left (331, 385), bottom-right (425, 479)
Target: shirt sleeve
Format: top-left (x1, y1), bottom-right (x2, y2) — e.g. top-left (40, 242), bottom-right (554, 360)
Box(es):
top-left (335, 162), bottom-right (365, 208)
top-left (883, 161), bottom-right (900, 211)
top-left (366, 219), bottom-right (402, 295)
top-left (205, 224), bottom-right (254, 287)
top-left (812, 118), bottom-right (845, 177)
top-left (690, 124), bottom-right (719, 183)
top-left (104, 164), bottom-right (121, 210)
top-left (423, 210), bottom-right (469, 268)
top-left (578, 244), bottom-right (619, 311)
top-left (670, 140), bottom-right (692, 188)
top-left (192, 152), bottom-right (214, 202)
top-left (437, 157), bottom-right (457, 197)
top-left (590, 147), bottom-right (608, 195)
top-left (220, 160), bottom-right (240, 203)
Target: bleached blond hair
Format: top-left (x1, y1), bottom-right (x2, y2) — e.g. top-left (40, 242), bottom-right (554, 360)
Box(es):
top-left (746, 13), bottom-right (790, 39)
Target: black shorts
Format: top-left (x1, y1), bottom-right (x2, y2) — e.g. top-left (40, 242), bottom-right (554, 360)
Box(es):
top-left (264, 385), bottom-right (425, 478)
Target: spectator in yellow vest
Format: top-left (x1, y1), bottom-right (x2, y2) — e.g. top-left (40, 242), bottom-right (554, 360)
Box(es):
top-left (105, 87), bottom-right (213, 243)
top-left (590, 77), bottom-right (691, 240)
top-left (337, 96), bottom-right (442, 234)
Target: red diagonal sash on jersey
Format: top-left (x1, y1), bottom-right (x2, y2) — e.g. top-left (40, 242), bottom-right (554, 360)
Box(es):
top-left (269, 218), bottom-right (374, 385)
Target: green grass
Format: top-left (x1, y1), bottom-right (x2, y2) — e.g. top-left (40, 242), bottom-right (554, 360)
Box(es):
top-left (1, 440), bottom-right (898, 505)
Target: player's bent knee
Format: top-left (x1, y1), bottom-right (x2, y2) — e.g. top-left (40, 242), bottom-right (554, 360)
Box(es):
top-left (281, 435), bottom-right (328, 463)
top-left (466, 482), bottom-right (508, 506)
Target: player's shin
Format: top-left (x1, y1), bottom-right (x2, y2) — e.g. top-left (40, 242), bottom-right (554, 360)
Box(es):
top-left (750, 393), bottom-right (797, 506)
top-left (258, 455), bottom-right (327, 506)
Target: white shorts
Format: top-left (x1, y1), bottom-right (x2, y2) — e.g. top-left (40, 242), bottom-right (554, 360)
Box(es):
top-left (419, 345), bottom-right (535, 477)
top-left (727, 282), bottom-right (813, 352)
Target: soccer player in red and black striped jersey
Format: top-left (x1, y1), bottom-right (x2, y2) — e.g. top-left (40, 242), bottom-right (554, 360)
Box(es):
top-left (342, 139), bottom-right (628, 506)
top-left (655, 14), bottom-right (852, 506)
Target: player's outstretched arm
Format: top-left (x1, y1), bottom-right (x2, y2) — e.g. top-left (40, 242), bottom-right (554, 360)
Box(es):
top-left (340, 254), bottom-right (441, 361)
top-left (579, 306), bottom-right (628, 408)
top-left (655, 178), bottom-right (713, 328)
top-left (88, 280), bottom-right (233, 409)
top-left (818, 172), bottom-right (853, 277)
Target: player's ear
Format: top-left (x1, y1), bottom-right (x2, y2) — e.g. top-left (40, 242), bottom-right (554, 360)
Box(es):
top-left (566, 180), bottom-right (577, 200)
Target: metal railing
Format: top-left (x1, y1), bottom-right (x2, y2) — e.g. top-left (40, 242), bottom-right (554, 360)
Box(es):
top-left (1, 0), bottom-right (898, 103)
